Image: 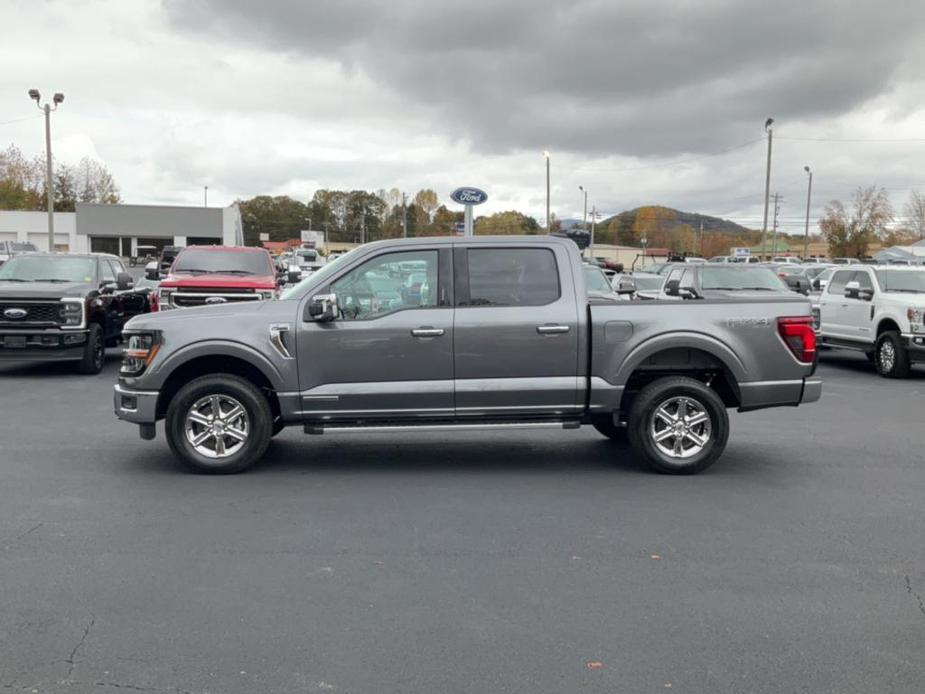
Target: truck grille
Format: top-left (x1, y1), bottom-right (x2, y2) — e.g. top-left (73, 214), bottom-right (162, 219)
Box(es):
top-left (171, 290), bottom-right (262, 308)
top-left (0, 300), bottom-right (63, 326)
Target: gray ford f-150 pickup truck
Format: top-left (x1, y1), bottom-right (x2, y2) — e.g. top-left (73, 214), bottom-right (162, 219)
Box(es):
top-left (114, 236), bottom-right (821, 474)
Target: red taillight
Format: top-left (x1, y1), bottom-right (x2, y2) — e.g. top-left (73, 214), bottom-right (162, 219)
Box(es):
top-left (777, 316), bottom-right (816, 363)
top-left (150, 292), bottom-right (159, 312)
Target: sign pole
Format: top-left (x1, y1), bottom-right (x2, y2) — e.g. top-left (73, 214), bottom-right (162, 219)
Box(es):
top-left (464, 205), bottom-right (473, 237)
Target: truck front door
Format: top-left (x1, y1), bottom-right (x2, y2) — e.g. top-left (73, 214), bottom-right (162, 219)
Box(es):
top-left (452, 244), bottom-right (581, 417)
top-left (296, 247), bottom-right (455, 421)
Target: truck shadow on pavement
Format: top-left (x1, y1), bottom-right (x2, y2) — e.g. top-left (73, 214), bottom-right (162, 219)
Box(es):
top-left (126, 436), bottom-right (788, 481)
top-left (818, 351), bottom-right (925, 379)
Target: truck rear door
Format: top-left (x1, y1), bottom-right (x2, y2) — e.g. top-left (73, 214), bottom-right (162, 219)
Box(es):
top-left (452, 243), bottom-right (582, 417)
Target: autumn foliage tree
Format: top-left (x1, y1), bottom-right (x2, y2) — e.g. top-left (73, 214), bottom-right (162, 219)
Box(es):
top-left (820, 186), bottom-right (893, 259)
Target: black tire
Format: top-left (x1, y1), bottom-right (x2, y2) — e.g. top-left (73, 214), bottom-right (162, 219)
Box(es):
top-left (874, 331), bottom-right (911, 378)
top-left (626, 376), bottom-right (729, 475)
top-left (165, 374), bottom-right (273, 474)
top-left (591, 415), bottom-right (627, 442)
top-left (76, 323), bottom-right (105, 375)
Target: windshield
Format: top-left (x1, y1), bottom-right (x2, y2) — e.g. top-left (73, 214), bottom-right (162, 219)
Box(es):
top-left (633, 275), bottom-right (665, 290)
top-left (296, 249), bottom-right (318, 261)
top-left (173, 249), bottom-right (273, 275)
top-left (700, 267), bottom-right (788, 291)
top-left (0, 255), bottom-right (97, 283)
top-left (584, 266), bottom-right (613, 292)
top-left (280, 246), bottom-right (364, 299)
top-left (875, 269), bottom-right (925, 293)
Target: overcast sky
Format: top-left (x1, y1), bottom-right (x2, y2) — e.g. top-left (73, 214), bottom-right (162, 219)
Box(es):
top-left (2, 0), bottom-right (925, 233)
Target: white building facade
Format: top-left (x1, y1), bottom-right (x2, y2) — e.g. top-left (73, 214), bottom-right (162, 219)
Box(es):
top-left (0, 203), bottom-right (243, 254)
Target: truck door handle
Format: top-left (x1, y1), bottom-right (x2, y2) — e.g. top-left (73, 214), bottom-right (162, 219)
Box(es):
top-left (411, 327), bottom-right (445, 337)
top-left (536, 324), bottom-right (570, 335)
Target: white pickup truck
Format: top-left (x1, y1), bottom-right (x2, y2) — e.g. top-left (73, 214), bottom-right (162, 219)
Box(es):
top-left (817, 264), bottom-right (925, 377)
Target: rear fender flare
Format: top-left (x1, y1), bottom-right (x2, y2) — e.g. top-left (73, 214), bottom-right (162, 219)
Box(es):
top-left (614, 332), bottom-right (748, 386)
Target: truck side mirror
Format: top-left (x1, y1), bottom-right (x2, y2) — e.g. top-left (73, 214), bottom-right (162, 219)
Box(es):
top-left (145, 262), bottom-right (159, 281)
top-left (116, 272), bottom-right (134, 291)
top-left (306, 293), bottom-right (339, 322)
top-left (615, 278), bottom-right (636, 295)
top-left (664, 278), bottom-right (680, 296)
top-left (844, 280), bottom-right (860, 298)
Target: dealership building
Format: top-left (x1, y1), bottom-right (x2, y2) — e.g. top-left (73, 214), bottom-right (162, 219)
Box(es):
top-left (0, 203), bottom-right (243, 255)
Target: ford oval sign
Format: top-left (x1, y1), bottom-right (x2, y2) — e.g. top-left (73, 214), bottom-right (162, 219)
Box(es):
top-left (3, 308), bottom-right (27, 320)
top-left (205, 296), bottom-right (227, 305)
top-left (450, 187), bottom-right (488, 205)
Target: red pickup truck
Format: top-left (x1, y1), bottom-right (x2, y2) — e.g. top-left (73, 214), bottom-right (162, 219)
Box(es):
top-left (155, 245), bottom-right (281, 311)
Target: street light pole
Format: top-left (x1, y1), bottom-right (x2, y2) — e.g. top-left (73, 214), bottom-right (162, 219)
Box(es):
top-left (544, 151), bottom-right (551, 231)
top-left (579, 185), bottom-right (588, 255)
top-left (803, 166), bottom-right (813, 260)
top-left (29, 89), bottom-right (64, 251)
top-left (760, 118), bottom-right (774, 260)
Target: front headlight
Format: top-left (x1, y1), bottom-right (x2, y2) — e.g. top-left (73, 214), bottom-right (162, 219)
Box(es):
top-left (908, 307), bottom-right (925, 332)
top-left (158, 288), bottom-right (175, 309)
top-left (121, 332), bottom-right (161, 377)
top-left (60, 299), bottom-right (85, 328)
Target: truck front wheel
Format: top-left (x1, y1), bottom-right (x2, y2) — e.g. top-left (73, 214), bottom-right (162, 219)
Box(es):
top-left (874, 331), bottom-right (911, 378)
top-left (626, 376), bottom-right (729, 475)
top-left (165, 374), bottom-right (273, 474)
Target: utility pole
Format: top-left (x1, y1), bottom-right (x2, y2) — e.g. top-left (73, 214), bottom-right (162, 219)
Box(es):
top-left (803, 166), bottom-right (813, 260)
top-left (361, 208), bottom-right (366, 245)
top-left (699, 220), bottom-right (704, 256)
top-left (28, 89), bottom-right (64, 251)
top-left (590, 205), bottom-right (597, 254)
top-left (544, 151), bottom-right (551, 231)
top-left (579, 185), bottom-right (588, 255)
top-left (760, 118), bottom-right (774, 260)
top-left (402, 192), bottom-right (408, 238)
top-left (771, 193), bottom-right (782, 257)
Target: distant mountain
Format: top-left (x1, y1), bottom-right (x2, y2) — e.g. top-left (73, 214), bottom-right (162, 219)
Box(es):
top-left (601, 207), bottom-right (753, 237)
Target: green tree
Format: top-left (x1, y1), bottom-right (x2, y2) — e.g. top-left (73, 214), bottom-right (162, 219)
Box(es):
top-left (237, 195), bottom-right (311, 245)
top-left (432, 205), bottom-right (463, 235)
top-left (474, 210), bottom-right (540, 235)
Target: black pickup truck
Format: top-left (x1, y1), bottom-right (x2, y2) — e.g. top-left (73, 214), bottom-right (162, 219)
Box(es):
top-left (0, 253), bottom-right (148, 374)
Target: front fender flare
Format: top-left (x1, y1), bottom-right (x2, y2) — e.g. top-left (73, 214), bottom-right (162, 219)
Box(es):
top-left (148, 339), bottom-right (286, 391)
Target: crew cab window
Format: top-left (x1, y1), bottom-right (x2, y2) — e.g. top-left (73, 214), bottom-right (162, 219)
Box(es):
top-left (331, 250), bottom-right (438, 320)
top-left (827, 270), bottom-right (853, 295)
top-left (100, 260), bottom-right (116, 284)
top-left (854, 271), bottom-right (874, 292)
top-left (464, 248), bottom-right (559, 306)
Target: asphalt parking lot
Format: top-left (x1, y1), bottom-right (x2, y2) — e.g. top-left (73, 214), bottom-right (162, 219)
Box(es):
top-left (1, 352), bottom-right (923, 694)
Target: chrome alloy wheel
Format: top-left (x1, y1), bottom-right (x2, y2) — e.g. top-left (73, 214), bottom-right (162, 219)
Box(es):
top-left (879, 340), bottom-right (896, 373)
top-left (649, 396), bottom-right (712, 459)
top-left (184, 394), bottom-right (250, 459)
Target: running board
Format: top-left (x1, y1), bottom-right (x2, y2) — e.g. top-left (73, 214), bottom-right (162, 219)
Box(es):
top-left (304, 420), bottom-right (581, 435)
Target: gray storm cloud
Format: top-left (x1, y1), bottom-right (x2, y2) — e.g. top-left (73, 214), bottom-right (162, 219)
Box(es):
top-left (164, 0), bottom-right (925, 157)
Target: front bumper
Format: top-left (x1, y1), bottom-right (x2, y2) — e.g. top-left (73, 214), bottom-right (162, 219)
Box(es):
top-left (0, 328), bottom-right (88, 362)
top-left (902, 333), bottom-right (925, 361)
top-left (114, 383), bottom-right (160, 424)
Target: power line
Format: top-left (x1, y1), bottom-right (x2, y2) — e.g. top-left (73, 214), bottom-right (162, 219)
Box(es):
top-left (0, 115), bottom-right (42, 126)
top-left (555, 137), bottom-right (765, 173)
top-left (777, 135), bottom-right (925, 143)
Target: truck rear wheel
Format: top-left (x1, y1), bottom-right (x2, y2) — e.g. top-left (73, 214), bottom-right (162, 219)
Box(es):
top-left (165, 374), bottom-right (273, 474)
top-left (626, 376), bottom-right (729, 474)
